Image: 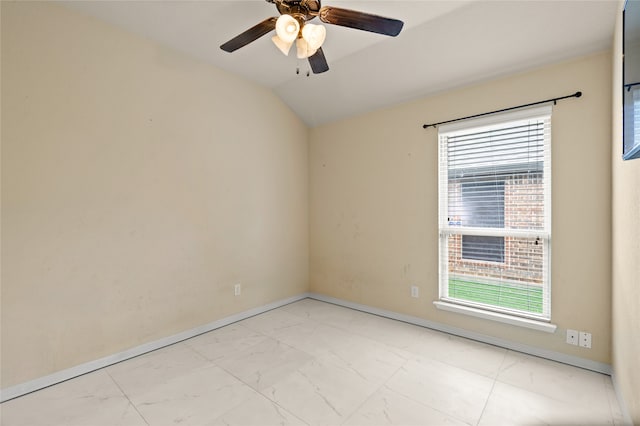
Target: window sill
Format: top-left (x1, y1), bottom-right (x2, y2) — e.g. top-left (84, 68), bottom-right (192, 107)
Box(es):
top-left (433, 301), bottom-right (557, 333)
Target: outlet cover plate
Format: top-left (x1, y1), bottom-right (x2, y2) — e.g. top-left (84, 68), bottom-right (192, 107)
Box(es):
top-left (411, 286), bottom-right (419, 298)
top-left (566, 329), bottom-right (579, 345)
top-left (579, 331), bottom-right (592, 348)
top-left (234, 284), bottom-right (241, 296)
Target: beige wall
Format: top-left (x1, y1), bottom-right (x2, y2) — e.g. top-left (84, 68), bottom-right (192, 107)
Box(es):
top-left (310, 52), bottom-right (612, 364)
top-left (612, 1), bottom-right (640, 422)
top-left (1, 2), bottom-right (308, 388)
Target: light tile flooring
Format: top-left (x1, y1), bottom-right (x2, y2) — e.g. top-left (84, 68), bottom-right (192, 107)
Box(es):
top-left (1, 299), bottom-right (625, 425)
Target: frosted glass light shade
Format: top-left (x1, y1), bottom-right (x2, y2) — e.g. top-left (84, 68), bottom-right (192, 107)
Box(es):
top-left (296, 37), bottom-right (317, 59)
top-left (275, 15), bottom-right (299, 43)
top-left (272, 35), bottom-right (294, 55)
top-left (302, 24), bottom-right (326, 51)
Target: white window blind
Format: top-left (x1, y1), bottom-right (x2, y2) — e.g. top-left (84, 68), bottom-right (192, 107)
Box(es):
top-left (438, 106), bottom-right (551, 321)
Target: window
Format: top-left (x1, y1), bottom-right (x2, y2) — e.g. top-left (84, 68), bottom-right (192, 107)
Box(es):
top-left (623, 86), bottom-right (640, 159)
top-left (634, 87), bottom-right (640, 145)
top-left (438, 106), bottom-right (551, 321)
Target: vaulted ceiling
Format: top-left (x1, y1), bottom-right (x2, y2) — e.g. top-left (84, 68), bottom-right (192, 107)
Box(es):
top-left (60, 1), bottom-right (618, 127)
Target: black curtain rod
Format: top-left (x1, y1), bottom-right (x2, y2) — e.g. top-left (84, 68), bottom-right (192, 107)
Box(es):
top-left (422, 91), bottom-right (582, 129)
top-left (625, 82), bottom-right (640, 92)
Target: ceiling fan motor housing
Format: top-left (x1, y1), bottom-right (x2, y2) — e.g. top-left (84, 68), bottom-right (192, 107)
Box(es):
top-left (272, 0), bottom-right (321, 22)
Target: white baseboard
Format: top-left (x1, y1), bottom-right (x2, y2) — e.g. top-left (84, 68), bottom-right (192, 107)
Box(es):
top-left (610, 373), bottom-right (635, 426)
top-left (1, 292), bottom-right (615, 404)
top-left (307, 293), bottom-right (613, 375)
top-left (0, 293), bottom-right (310, 403)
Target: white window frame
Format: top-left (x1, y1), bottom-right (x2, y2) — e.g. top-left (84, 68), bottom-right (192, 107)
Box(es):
top-left (436, 106), bottom-right (552, 325)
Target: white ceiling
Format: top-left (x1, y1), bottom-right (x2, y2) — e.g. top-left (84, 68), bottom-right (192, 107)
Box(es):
top-left (60, 0), bottom-right (619, 127)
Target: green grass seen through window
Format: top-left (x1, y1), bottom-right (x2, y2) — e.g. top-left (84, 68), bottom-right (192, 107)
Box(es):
top-left (449, 278), bottom-right (543, 314)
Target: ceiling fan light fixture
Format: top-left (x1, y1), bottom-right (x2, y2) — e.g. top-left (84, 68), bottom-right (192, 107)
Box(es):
top-left (272, 35), bottom-right (294, 55)
top-left (301, 23), bottom-right (326, 51)
top-left (275, 14), bottom-right (300, 43)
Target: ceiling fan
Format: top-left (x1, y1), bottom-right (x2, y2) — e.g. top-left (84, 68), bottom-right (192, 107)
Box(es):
top-left (220, 0), bottom-right (404, 74)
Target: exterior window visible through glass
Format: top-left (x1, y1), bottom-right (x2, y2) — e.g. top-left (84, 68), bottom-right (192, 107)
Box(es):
top-left (460, 181), bottom-right (504, 263)
top-left (461, 235), bottom-right (504, 263)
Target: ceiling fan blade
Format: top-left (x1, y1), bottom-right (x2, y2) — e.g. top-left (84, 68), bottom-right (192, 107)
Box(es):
top-left (308, 47), bottom-right (329, 74)
top-left (220, 17), bottom-right (278, 52)
top-left (319, 6), bottom-right (403, 37)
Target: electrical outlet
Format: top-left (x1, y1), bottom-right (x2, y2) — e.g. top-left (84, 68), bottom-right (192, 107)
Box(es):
top-left (234, 283), bottom-right (241, 296)
top-left (579, 331), bottom-right (592, 348)
top-left (411, 285), bottom-right (419, 298)
top-left (566, 329), bottom-right (579, 346)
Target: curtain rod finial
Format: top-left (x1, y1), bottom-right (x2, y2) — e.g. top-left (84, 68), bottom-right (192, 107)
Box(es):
top-left (576, 91), bottom-right (582, 98)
